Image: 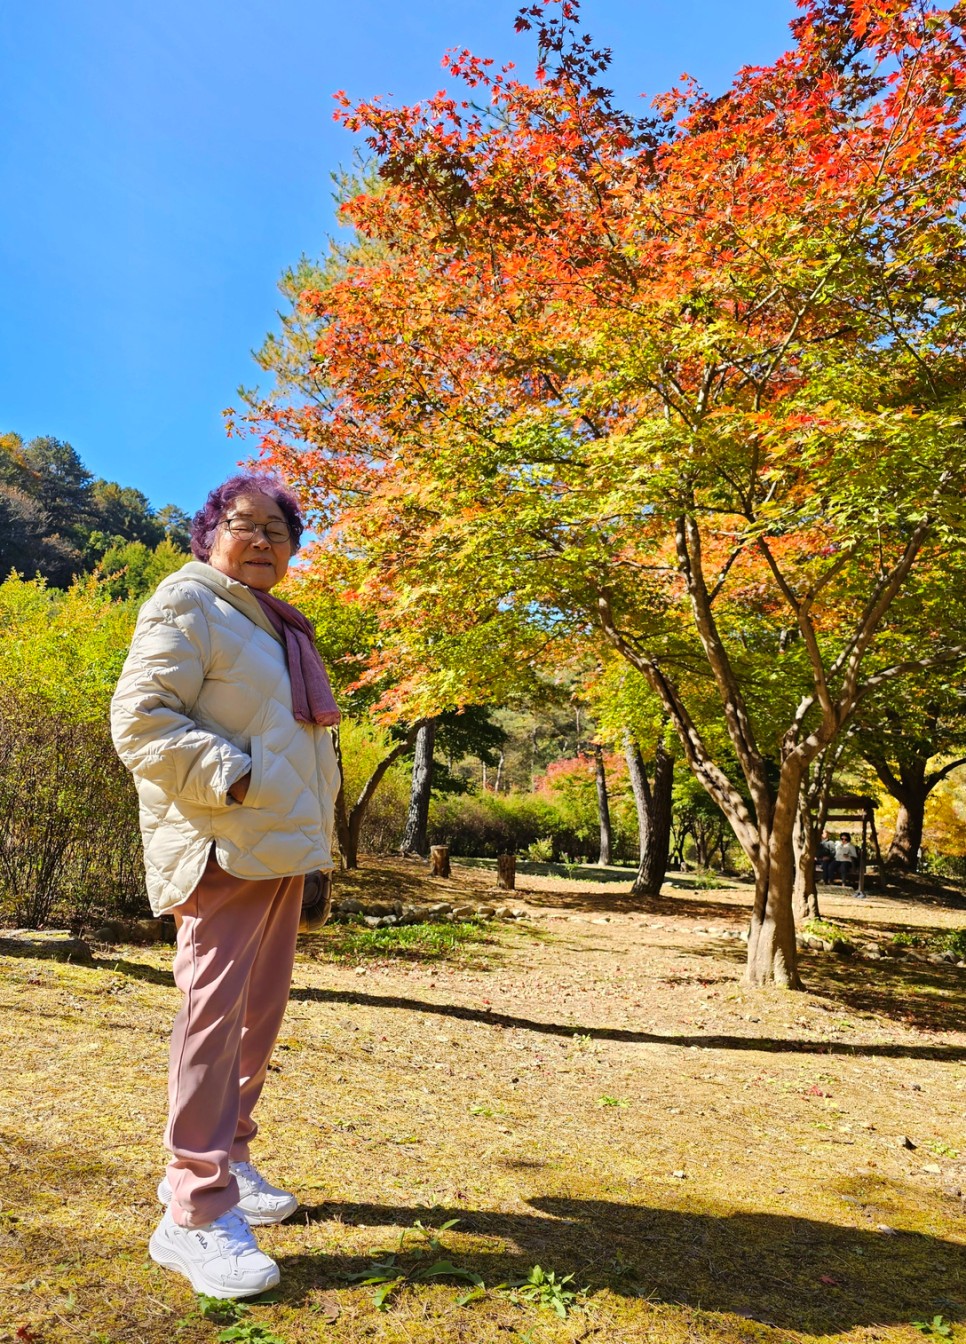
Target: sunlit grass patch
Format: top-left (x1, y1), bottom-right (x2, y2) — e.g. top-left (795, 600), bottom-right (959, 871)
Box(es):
top-left (301, 919), bottom-right (496, 965)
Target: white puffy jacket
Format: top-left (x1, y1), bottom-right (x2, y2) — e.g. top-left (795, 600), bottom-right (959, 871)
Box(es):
top-left (110, 561), bottom-right (340, 915)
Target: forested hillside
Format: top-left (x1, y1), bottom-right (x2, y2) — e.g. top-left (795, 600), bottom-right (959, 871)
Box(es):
top-left (0, 431), bottom-right (190, 588)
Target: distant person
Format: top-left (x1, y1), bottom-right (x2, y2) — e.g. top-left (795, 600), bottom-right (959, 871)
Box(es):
top-left (111, 474), bottom-right (341, 1299)
top-left (818, 831), bottom-right (836, 884)
top-left (834, 832), bottom-right (860, 888)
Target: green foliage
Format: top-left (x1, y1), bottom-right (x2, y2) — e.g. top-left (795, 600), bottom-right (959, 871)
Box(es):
top-left (912, 1316), bottom-right (953, 1338)
top-left (428, 790), bottom-right (564, 858)
top-left (96, 537), bottom-right (188, 601)
top-left (499, 1265), bottom-right (581, 1319)
top-left (803, 919), bottom-right (854, 952)
top-left (670, 770), bottom-right (739, 872)
top-left (891, 928), bottom-right (966, 959)
top-left (0, 573), bottom-right (133, 719)
top-left (941, 928), bottom-right (966, 959)
top-left (433, 705), bottom-right (508, 794)
top-left (928, 1140), bottom-right (959, 1158)
top-left (535, 753), bottom-right (637, 859)
top-left (88, 479), bottom-right (164, 551)
top-left (216, 1324), bottom-right (286, 1344)
top-left (180, 1297), bottom-right (286, 1343)
top-left (155, 503), bottom-right (192, 551)
top-left (340, 1219), bottom-right (484, 1312)
top-left (525, 836), bottom-right (555, 862)
top-left (892, 931), bottom-right (925, 948)
top-left (196, 1295), bottom-right (250, 1322)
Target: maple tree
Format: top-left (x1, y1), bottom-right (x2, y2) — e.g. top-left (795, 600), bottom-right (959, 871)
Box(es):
top-left (585, 655), bottom-right (676, 895)
top-left (247, 0), bottom-right (966, 986)
top-left (855, 674), bottom-right (966, 870)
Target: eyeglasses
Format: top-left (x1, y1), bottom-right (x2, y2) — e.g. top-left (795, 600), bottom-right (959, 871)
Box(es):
top-left (221, 518), bottom-right (291, 544)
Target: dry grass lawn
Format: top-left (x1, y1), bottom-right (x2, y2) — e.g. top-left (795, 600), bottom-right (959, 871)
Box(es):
top-left (1, 859), bottom-right (965, 1344)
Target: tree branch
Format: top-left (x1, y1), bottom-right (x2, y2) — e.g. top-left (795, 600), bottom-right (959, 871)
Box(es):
top-left (676, 515), bottom-right (772, 821)
top-left (595, 589), bottom-right (761, 860)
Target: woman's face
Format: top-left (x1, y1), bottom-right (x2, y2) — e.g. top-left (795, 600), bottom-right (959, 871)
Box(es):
top-left (208, 492), bottom-right (293, 591)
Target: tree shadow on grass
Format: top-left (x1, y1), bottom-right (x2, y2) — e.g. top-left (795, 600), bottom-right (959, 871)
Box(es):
top-left (0, 938), bottom-right (175, 986)
top-left (802, 954), bottom-right (966, 1034)
top-left (517, 886), bottom-right (755, 920)
top-left (278, 1191), bottom-right (965, 1335)
top-left (289, 985), bottom-right (966, 1061)
top-left (4, 1134), bottom-right (963, 1340)
top-left (681, 930), bottom-right (966, 1034)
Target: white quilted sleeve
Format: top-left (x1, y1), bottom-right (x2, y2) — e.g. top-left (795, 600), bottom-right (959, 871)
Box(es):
top-left (110, 592), bottom-right (251, 809)
top-left (318, 728), bottom-right (341, 852)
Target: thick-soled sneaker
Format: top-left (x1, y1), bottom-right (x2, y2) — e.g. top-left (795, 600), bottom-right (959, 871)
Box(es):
top-left (158, 1161), bottom-right (299, 1226)
top-left (148, 1206), bottom-right (280, 1299)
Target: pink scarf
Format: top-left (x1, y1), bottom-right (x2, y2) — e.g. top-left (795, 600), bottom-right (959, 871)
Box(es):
top-left (252, 590), bottom-right (341, 727)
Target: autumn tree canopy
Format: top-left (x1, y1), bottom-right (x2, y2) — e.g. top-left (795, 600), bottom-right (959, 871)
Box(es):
top-left (247, 0), bottom-right (966, 986)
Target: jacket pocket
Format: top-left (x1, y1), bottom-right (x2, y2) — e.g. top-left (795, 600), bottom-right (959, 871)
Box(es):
top-left (242, 734), bottom-right (265, 808)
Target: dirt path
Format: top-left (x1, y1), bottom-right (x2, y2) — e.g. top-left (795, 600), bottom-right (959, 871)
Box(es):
top-left (1, 864), bottom-right (964, 1343)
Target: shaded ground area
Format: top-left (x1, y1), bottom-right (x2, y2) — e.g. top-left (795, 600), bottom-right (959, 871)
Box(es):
top-left (1, 860), bottom-right (964, 1343)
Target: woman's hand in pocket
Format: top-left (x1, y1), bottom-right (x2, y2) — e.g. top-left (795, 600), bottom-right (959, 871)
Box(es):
top-left (229, 771), bottom-right (252, 804)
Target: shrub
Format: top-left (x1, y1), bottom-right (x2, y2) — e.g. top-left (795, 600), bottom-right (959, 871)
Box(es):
top-left (336, 716), bottom-right (411, 853)
top-left (941, 928), bottom-right (966, 959)
top-left (0, 575), bottom-right (147, 928)
top-left (429, 791), bottom-right (568, 857)
top-left (0, 689), bottom-right (145, 927)
top-left (525, 836), bottom-right (555, 862)
top-left (534, 754), bottom-right (639, 861)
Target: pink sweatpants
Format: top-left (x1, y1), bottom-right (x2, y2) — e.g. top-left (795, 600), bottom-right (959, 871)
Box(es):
top-left (163, 853), bottom-right (304, 1228)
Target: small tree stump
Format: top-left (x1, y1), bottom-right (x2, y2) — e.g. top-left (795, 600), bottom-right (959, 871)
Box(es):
top-left (496, 852), bottom-right (516, 890)
top-left (430, 845), bottom-right (451, 878)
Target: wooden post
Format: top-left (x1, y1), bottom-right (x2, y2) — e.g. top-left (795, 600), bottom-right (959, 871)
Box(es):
top-left (430, 845), bottom-right (451, 878)
top-left (497, 852), bottom-right (516, 890)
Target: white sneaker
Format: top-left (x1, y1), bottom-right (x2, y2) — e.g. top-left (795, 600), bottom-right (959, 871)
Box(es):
top-left (148, 1206), bottom-right (280, 1299)
top-left (158, 1160), bottom-right (299, 1226)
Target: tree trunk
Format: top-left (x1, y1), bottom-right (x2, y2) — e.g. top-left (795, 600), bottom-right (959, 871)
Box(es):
top-left (745, 779), bottom-right (803, 989)
top-left (792, 794), bottom-right (820, 923)
top-left (716, 827), bottom-right (728, 871)
top-left (400, 718), bottom-right (436, 856)
top-left (430, 845), bottom-right (450, 878)
top-left (692, 827), bottom-right (710, 869)
top-left (670, 828), bottom-right (686, 869)
top-left (331, 729), bottom-right (352, 868)
top-left (625, 738), bottom-right (673, 898)
top-left (887, 795), bottom-right (926, 871)
top-left (746, 874), bottom-right (801, 988)
top-left (497, 852), bottom-right (516, 890)
top-left (594, 745), bottom-right (612, 866)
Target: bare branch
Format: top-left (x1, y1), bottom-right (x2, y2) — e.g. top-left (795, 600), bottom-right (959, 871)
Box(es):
top-left (855, 643), bottom-right (966, 701)
top-left (595, 590), bottom-right (761, 859)
top-left (831, 520), bottom-right (931, 707)
top-left (756, 537), bottom-right (835, 718)
top-left (926, 755), bottom-right (966, 789)
top-left (670, 514), bottom-right (771, 821)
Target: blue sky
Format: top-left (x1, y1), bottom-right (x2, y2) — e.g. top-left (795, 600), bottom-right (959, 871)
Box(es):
top-left (0, 0), bottom-right (796, 514)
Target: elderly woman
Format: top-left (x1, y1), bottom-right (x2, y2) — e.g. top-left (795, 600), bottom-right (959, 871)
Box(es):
top-left (111, 473), bottom-right (340, 1299)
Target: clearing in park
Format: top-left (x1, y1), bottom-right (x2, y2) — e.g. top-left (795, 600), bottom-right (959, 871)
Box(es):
top-left (2, 858), bottom-right (964, 1344)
